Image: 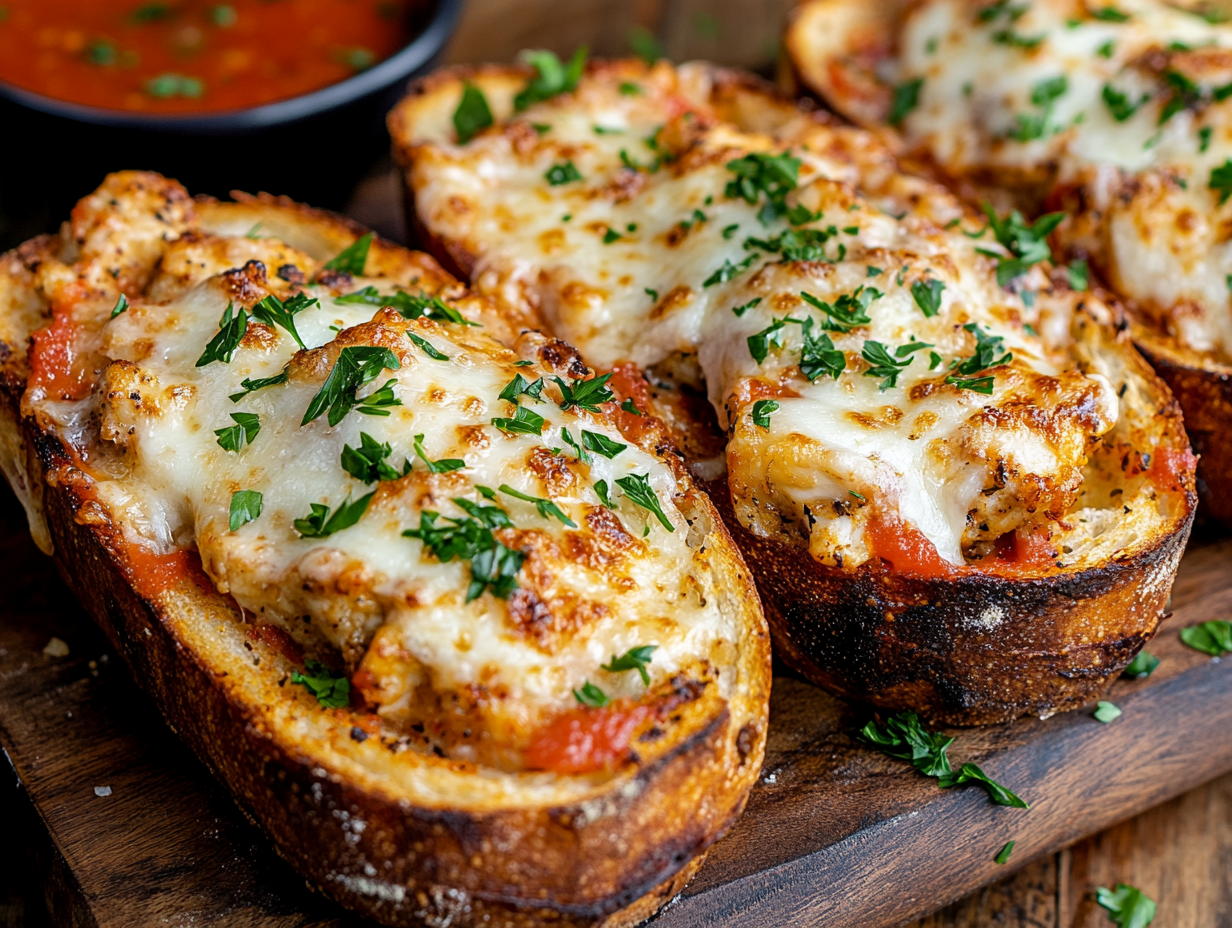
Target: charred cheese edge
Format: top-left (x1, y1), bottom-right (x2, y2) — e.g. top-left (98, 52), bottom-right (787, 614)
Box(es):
top-left (392, 59), bottom-right (1192, 574)
top-left (791, 0), bottom-right (1232, 365)
top-left (6, 172), bottom-right (754, 781)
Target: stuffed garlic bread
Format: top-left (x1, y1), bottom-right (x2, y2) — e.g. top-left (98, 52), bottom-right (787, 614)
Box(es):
top-left (390, 58), bottom-right (1196, 724)
top-left (787, 0), bottom-right (1232, 522)
top-left (0, 172), bottom-right (771, 928)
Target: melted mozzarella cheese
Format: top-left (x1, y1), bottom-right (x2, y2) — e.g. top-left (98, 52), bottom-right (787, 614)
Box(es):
top-left (891, 0), bottom-right (1232, 357)
top-left (404, 65), bottom-right (1120, 566)
top-left (31, 227), bottom-right (739, 747)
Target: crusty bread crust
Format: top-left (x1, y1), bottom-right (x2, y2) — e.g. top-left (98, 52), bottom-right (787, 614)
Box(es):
top-left (389, 60), bottom-right (1197, 725)
top-left (0, 189), bottom-right (772, 926)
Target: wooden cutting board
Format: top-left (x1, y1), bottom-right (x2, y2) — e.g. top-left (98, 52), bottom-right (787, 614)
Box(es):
top-left (1, 483), bottom-right (1230, 928)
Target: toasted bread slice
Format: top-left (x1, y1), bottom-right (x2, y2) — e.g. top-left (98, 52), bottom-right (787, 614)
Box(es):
top-left (0, 172), bottom-right (771, 927)
top-left (389, 58), bottom-right (1196, 724)
top-left (786, 0), bottom-right (1232, 522)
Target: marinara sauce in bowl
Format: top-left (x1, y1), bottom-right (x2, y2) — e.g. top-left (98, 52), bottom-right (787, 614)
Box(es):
top-left (0, 0), bottom-right (462, 247)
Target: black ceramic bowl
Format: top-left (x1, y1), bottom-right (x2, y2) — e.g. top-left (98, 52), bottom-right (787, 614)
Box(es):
top-left (0, 0), bottom-right (462, 250)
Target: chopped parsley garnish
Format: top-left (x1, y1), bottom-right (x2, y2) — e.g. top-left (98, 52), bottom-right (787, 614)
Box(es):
top-left (342, 432), bottom-right (409, 482)
top-left (645, 288), bottom-right (658, 301)
top-left (859, 711), bottom-right (1029, 807)
top-left (1091, 5), bottom-right (1130, 21)
top-left (620, 398), bottom-right (641, 415)
top-left (1210, 160), bottom-right (1232, 205)
top-left (453, 81), bottom-right (493, 144)
top-left (146, 73), bottom-right (204, 99)
top-left (1096, 884), bottom-right (1156, 928)
top-left (545, 160), bottom-right (583, 185)
top-left (573, 680), bottom-right (609, 707)
top-left (406, 331), bottom-right (449, 361)
top-left (601, 644), bottom-right (658, 684)
top-left (861, 340), bottom-right (914, 391)
top-left (250, 291), bottom-right (316, 350)
top-left (1094, 700), bottom-right (1122, 723)
top-left (498, 484), bottom-right (576, 527)
top-left (992, 28), bottom-right (1044, 50)
top-left (492, 404), bottom-right (546, 435)
top-left (294, 492), bottom-right (376, 538)
top-left (747, 318), bottom-right (789, 364)
top-left (888, 77), bottom-right (924, 126)
top-left (593, 479), bottom-right (617, 508)
top-left (1180, 619), bottom-right (1232, 655)
top-left (290, 660), bottom-right (350, 708)
top-left (703, 254), bottom-right (757, 287)
top-left (724, 151), bottom-right (802, 225)
top-left (404, 498), bottom-right (523, 600)
top-left (910, 276), bottom-right (945, 317)
top-left (1010, 75), bottom-right (1067, 141)
top-left (799, 317), bottom-right (846, 381)
top-left (602, 227), bottom-right (622, 243)
top-left (1103, 84), bottom-right (1149, 122)
top-left (499, 373), bottom-right (546, 404)
top-left (196, 303), bottom-right (248, 367)
top-left (615, 473), bottom-right (674, 531)
top-left (214, 412), bottom-right (260, 452)
top-left (995, 841), bottom-right (1015, 865)
top-left (555, 372), bottom-right (613, 412)
top-left (800, 286), bottom-right (879, 331)
top-left (1200, 125), bottom-right (1213, 152)
top-left (1068, 259), bottom-right (1089, 291)
top-left (228, 489), bottom-right (262, 531)
top-left (745, 226), bottom-right (841, 261)
top-left (981, 204), bottom-right (1065, 286)
top-left (302, 346), bottom-right (401, 426)
top-left (131, 3), bottom-right (172, 22)
top-left (1160, 69), bottom-right (1201, 126)
top-left (109, 294), bottom-right (129, 319)
top-left (580, 430), bottom-right (626, 458)
top-left (618, 81), bottom-right (643, 96)
top-left (323, 232), bottom-right (373, 275)
top-left (722, 223), bottom-right (740, 239)
top-left (229, 367), bottom-right (288, 403)
top-left (751, 399), bottom-right (779, 429)
top-left (560, 427), bottom-right (590, 463)
top-left (945, 322), bottom-right (1013, 394)
top-left (514, 48), bottom-right (586, 111)
top-left (1097, 39), bottom-right (1116, 58)
top-left (338, 286), bottom-right (477, 326)
top-left (1123, 650), bottom-right (1160, 678)
top-left (731, 297), bottom-right (761, 317)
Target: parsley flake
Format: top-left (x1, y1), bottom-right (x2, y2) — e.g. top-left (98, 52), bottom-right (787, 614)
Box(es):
top-left (601, 644), bottom-right (658, 684)
top-left (1094, 700), bottom-right (1122, 723)
top-left (302, 346), bottom-right (402, 426)
top-left (403, 499), bottom-right (523, 601)
top-left (214, 412), bottom-right (261, 452)
top-left (799, 317), bottom-right (846, 381)
top-left (499, 373), bottom-right (546, 404)
top-left (498, 484), bottom-right (576, 527)
top-left (229, 368), bottom-right (288, 403)
top-left (1096, 884), bottom-right (1156, 928)
top-left (453, 82), bottom-right (493, 144)
top-left (196, 303), bottom-right (248, 367)
top-left (492, 404), bottom-right (546, 435)
top-left (323, 233), bottom-right (373, 275)
top-left (229, 489), bottom-right (262, 531)
top-left (732, 297), bottom-right (762, 317)
top-left (911, 276), bottom-right (945, 317)
top-left (250, 291), bottom-right (316, 350)
top-left (580, 430), bottom-right (626, 458)
top-left (945, 323), bottom-right (1013, 394)
top-left (888, 77), bottom-right (924, 126)
top-left (573, 680), bottom-right (609, 707)
top-left (1180, 619), bottom-right (1232, 655)
top-left (703, 254), bottom-right (757, 287)
top-left (555, 372), bottom-right (613, 412)
top-left (514, 48), bottom-right (586, 111)
top-left (407, 331), bottom-right (449, 361)
top-left (1210, 160), bottom-right (1232, 204)
top-left (862, 340), bottom-right (914, 390)
top-left (800, 286), bottom-right (880, 331)
top-left (995, 841), bottom-right (1015, 865)
top-left (724, 151), bottom-right (802, 225)
top-left (615, 473), bottom-right (674, 531)
top-left (110, 294), bottom-right (129, 319)
top-left (291, 660), bottom-right (349, 708)
top-left (295, 492), bottom-right (375, 537)
top-left (751, 399), bottom-right (779, 429)
top-left (1103, 83), bottom-right (1149, 122)
top-left (342, 432), bottom-right (410, 482)
top-left (982, 204), bottom-right (1065, 286)
top-left (1123, 650), bottom-right (1160, 678)
top-left (545, 160), bottom-right (583, 185)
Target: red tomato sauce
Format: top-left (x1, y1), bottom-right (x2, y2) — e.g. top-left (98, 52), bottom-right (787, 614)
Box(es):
top-left (991, 524), bottom-right (1058, 574)
top-left (524, 702), bottom-right (654, 775)
top-left (865, 511), bottom-right (962, 580)
top-left (125, 544), bottom-right (210, 600)
top-left (1146, 446), bottom-right (1196, 494)
top-left (28, 301), bottom-right (94, 402)
top-left (0, 0), bottom-right (416, 113)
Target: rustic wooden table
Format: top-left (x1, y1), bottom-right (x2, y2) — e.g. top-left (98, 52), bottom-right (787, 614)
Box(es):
top-left (2, 2), bottom-right (1231, 926)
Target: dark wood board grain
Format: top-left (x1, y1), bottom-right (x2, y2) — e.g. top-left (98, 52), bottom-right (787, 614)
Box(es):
top-left (0, 482), bottom-right (1229, 928)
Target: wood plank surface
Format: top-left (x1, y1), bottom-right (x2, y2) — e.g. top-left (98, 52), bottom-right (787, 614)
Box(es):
top-left (2, 478), bottom-right (1231, 927)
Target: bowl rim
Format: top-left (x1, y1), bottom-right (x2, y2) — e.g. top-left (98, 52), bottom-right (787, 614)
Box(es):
top-left (0, 0), bottom-right (463, 132)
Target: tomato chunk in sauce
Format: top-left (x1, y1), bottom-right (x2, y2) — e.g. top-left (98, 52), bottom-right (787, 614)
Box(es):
top-left (524, 703), bottom-right (654, 774)
top-left (0, 0), bottom-right (418, 113)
